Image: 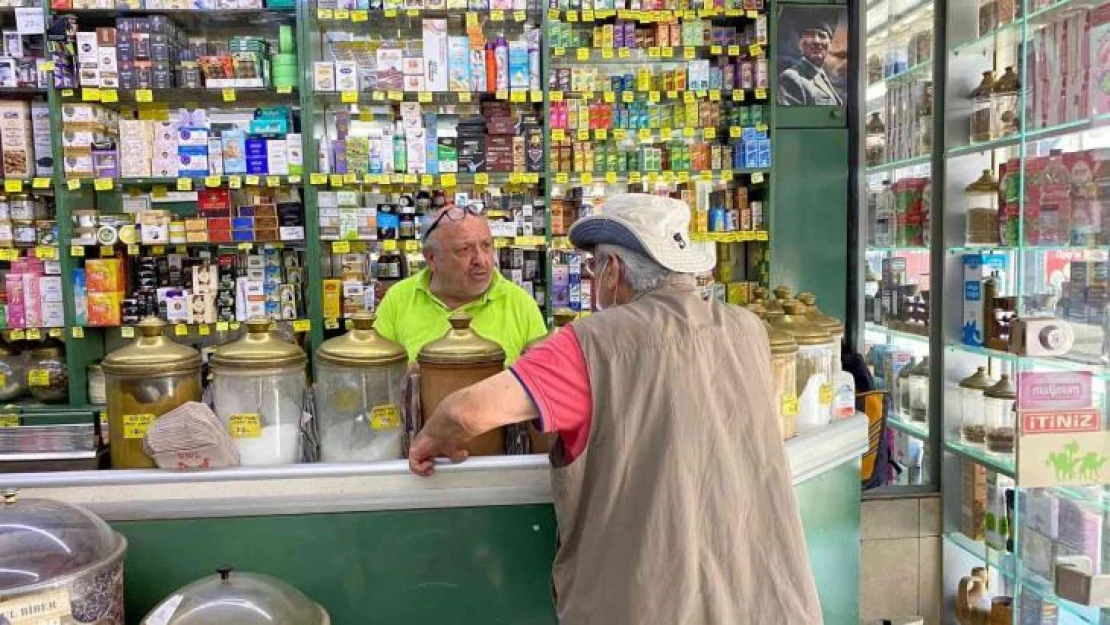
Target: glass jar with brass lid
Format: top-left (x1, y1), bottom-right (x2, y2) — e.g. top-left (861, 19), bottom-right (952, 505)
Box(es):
top-left (749, 302), bottom-right (798, 440)
top-left (101, 317), bottom-right (202, 469)
top-left (418, 311), bottom-right (506, 457)
top-left (964, 170), bottom-right (1001, 246)
top-left (26, 342), bottom-right (67, 404)
top-left (797, 292), bottom-right (845, 380)
top-left (984, 373), bottom-right (1017, 455)
top-left (957, 367), bottom-right (994, 444)
top-left (0, 342), bottom-right (27, 402)
top-left (772, 301), bottom-right (833, 434)
top-left (210, 318), bottom-right (307, 466)
top-left (314, 311), bottom-right (408, 463)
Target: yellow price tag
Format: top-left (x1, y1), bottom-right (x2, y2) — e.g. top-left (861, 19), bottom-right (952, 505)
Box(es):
top-left (352, 9), bottom-right (367, 21)
top-left (35, 246), bottom-right (56, 260)
top-left (606, 171), bottom-right (617, 183)
top-left (82, 88), bottom-right (101, 101)
top-left (720, 169), bottom-right (733, 181)
top-left (228, 175), bottom-right (242, 189)
top-left (746, 9), bottom-right (758, 18)
top-left (755, 89), bottom-right (767, 100)
top-left (100, 88), bottom-right (118, 103)
top-left (205, 175), bottom-right (221, 188)
top-left (550, 91), bottom-right (563, 102)
top-left (553, 46), bottom-right (565, 57)
top-left (530, 90), bottom-right (544, 103)
top-left (602, 91), bottom-right (616, 103)
top-left (565, 9), bottom-right (577, 21)
top-left (333, 241), bottom-right (351, 254)
top-left (819, 384), bottom-right (833, 405)
top-left (781, 394), bottom-right (799, 417)
top-left (729, 126), bottom-right (742, 139)
top-left (619, 47), bottom-right (631, 59)
top-left (580, 172), bottom-right (593, 184)
top-left (406, 8), bottom-right (417, 16)
top-left (683, 127), bottom-right (695, 138)
top-left (324, 318), bottom-right (339, 330)
top-left (514, 9), bottom-right (525, 21)
top-left (404, 173), bottom-right (418, 184)
top-left (682, 47), bottom-right (696, 60)
top-left (334, 8), bottom-right (349, 19)
top-left (216, 321), bottom-right (229, 332)
top-left (581, 9), bottom-right (594, 20)
top-left (293, 319), bottom-right (311, 333)
top-left (341, 90), bottom-right (358, 103)
top-left (228, 413), bottom-right (262, 439)
top-left (666, 90), bottom-right (678, 100)
top-left (638, 128), bottom-right (652, 140)
top-left (704, 127), bottom-right (716, 139)
top-left (457, 92), bottom-right (472, 103)
top-left (198, 324), bottom-right (211, 336)
top-left (709, 89), bottom-right (721, 102)
top-left (496, 89), bottom-right (508, 100)
top-left (245, 175), bottom-right (260, 186)
top-left (151, 245), bottom-right (165, 255)
top-left (417, 91), bottom-right (433, 103)
top-left (660, 127), bottom-right (672, 139)
top-left (441, 173), bottom-right (456, 187)
top-left (576, 129), bottom-right (589, 141)
top-left (661, 46), bottom-right (674, 58)
top-left (595, 128), bottom-right (607, 140)
top-left (733, 90), bottom-right (746, 102)
top-left (622, 91), bottom-right (634, 103)
top-left (266, 176), bottom-right (280, 187)
top-left (490, 9), bottom-right (504, 20)
top-left (384, 8), bottom-right (396, 16)
top-left (474, 172), bottom-right (489, 186)
top-left (72, 326), bottom-right (85, 339)
top-left (94, 178), bottom-right (113, 191)
top-left (70, 245), bottom-right (84, 257)
top-left (25, 328), bottom-right (40, 340)
top-left (2, 179), bottom-right (20, 193)
top-left (127, 244), bottom-right (140, 256)
top-left (576, 47), bottom-right (590, 61)
top-left (66, 178), bottom-right (81, 191)
top-left (222, 88), bottom-right (236, 102)
top-left (555, 172), bottom-right (569, 184)
top-left (510, 91), bottom-right (526, 103)
top-left (32, 178), bottom-right (49, 189)
top-left (371, 90), bottom-right (385, 101)
top-left (728, 45), bottom-right (740, 56)
top-left (628, 172), bottom-right (642, 183)
top-left (129, 88), bottom-right (154, 103)
top-left (613, 129), bottom-right (626, 140)
top-left (122, 413), bottom-right (156, 439)
top-left (177, 177), bottom-right (192, 191)
top-left (749, 44), bottom-right (763, 57)
top-left (317, 7), bottom-right (333, 18)
top-left (710, 45), bottom-right (723, 55)
top-left (121, 326), bottom-right (135, 338)
top-left (648, 46), bottom-right (660, 58)
top-left (386, 91), bottom-right (402, 101)
top-left (237, 242), bottom-right (252, 251)
top-left (0, 414), bottom-right (17, 428)
top-left (369, 404), bottom-right (402, 430)
top-left (751, 172), bottom-right (765, 184)
top-left (174, 324), bottom-right (188, 337)
top-left (648, 91), bottom-right (660, 103)
top-left (99, 245), bottom-right (114, 256)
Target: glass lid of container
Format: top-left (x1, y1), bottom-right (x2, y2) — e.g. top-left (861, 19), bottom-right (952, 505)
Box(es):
top-left (142, 568), bottom-right (327, 625)
top-left (316, 312), bottom-right (406, 367)
top-left (210, 318), bottom-right (307, 369)
top-left (0, 493), bottom-right (123, 591)
top-left (417, 311), bottom-right (505, 366)
top-left (101, 317), bottom-right (201, 376)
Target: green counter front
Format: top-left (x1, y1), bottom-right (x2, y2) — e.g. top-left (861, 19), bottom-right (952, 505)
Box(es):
top-left (12, 416), bottom-right (867, 625)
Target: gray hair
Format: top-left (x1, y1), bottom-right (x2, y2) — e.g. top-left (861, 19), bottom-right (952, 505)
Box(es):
top-left (595, 244), bottom-right (675, 293)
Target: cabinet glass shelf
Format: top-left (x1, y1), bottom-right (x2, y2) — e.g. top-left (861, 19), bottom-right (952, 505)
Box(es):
top-left (945, 343), bottom-right (1110, 380)
top-left (944, 440), bottom-right (1016, 478)
top-left (865, 155), bottom-right (932, 175)
top-left (947, 112), bottom-right (1110, 158)
top-left (887, 413), bottom-right (930, 440)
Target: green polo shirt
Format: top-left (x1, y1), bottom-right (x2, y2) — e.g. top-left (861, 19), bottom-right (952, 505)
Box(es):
top-left (374, 268), bottom-right (548, 364)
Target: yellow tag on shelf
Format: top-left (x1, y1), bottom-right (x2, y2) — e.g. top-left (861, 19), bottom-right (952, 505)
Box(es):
top-left (628, 172), bottom-right (641, 183)
top-left (174, 324), bottom-right (188, 337)
top-left (334, 8), bottom-right (349, 19)
top-left (728, 45), bottom-right (740, 56)
top-left (352, 9), bottom-right (368, 21)
top-left (222, 88), bottom-right (236, 102)
top-left (228, 175), bottom-right (242, 189)
top-left (0, 179), bottom-right (21, 194)
top-left (82, 88), bottom-right (100, 101)
top-left (32, 177), bottom-right (49, 189)
top-left (666, 90), bottom-right (677, 100)
top-left (601, 48), bottom-right (614, 60)
top-left (403, 240), bottom-right (420, 252)
top-left (661, 46), bottom-right (674, 58)
top-left (121, 326), bottom-right (135, 338)
top-left (237, 242), bottom-right (252, 251)
top-left (371, 91), bottom-right (385, 102)
top-left (230, 322), bottom-right (241, 330)
top-left (0, 413), bottom-right (16, 428)
top-left (547, 8), bottom-right (558, 20)
top-left (638, 128), bottom-right (651, 140)
top-left (216, 321), bottom-right (229, 332)
top-left (613, 129), bottom-right (626, 140)
top-left (684, 91), bottom-right (696, 104)
top-left (404, 173), bottom-right (418, 184)
top-left (555, 172), bottom-right (569, 184)
top-left (151, 245), bottom-right (165, 255)
top-left (406, 8), bottom-right (417, 16)
top-left (70, 245), bottom-right (84, 257)
top-left (122, 413), bottom-right (156, 439)
top-left (581, 8), bottom-right (594, 20)
top-left (94, 178), bottom-right (113, 191)
top-left (266, 176), bottom-right (280, 188)
top-left (619, 47), bottom-right (631, 58)
top-left (490, 9), bottom-right (504, 20)
top-left (676, 171), bottom-right (690, 183)
top-left (661, 171), bottom-right (674, 182)
top-left (781, 393), bottom-right (799, 417)
top-left (708, 89), bottom-right (721, 102)
top-left (419, 174), bottom-right (433, 186)
top-left (66, 178), bottom-right (81, 191)
top-left (100, 88), bottom-right (118, 103)
top-left (416, 91), bottom-right (432, 103)
top-left (245, 175), bottom-right (260, 186)
top-left (749, 44), bottom-right (763, 57)
top-left (514, 9), bottom-right (526, 21)
top-left (324, 318), bottom-right (339, 330)
top-left (606, 171), bottom-right (617, 183)
top-left (387, 90), bottom-right (403, 101)
top-left (699, 170), bottom-right (713, 181)
top-left (530, 90), bottom-right (544, 103)
top-left (704, 127), bottom-right (716, 139)
top-left (601, 90), bottom-right (615, 103)
top-left (317, 7), bottom-right (333, 18)
top-left (576, 129), bottom-right (589, 141)
top-left (198, 324), bottom-right (211, 336)
top-left (177, 177), bottom-right (192, 191)
top-left (710, 45), bottom-right (722, 55)
top-left (720, 169), bottom-right (733, 181)
top-left (474, 172), bottom-right (489, 186)
top-left (756, 123), bottom-right (769, 133)
top-left (660, 127), bottom-right (672, 139)
top-left (565, 9), bottom-right (577, 21)
top-left (551, 128), bottom-right (566, 141)
top-left (683, 47), bottom-right (696, 60)
top-left (648, 91), bottom-right (660, 103)
top-left (647, 46), bottom-right (660, 58)
top-left (575, 47), bottom-right (590, 61)
top-left (369, 404), bottom-right (402, 430)
top-left (580, 172), bottom-right (593, 184)
top-left (25, 328), bottom-right (40, 340)
top-left (35, 246), bottom-right (56, 260)
top-left (205, 175), bottom-right (220, 188)
top-left (755, 88), bottom-right (767, 100)
top-left (496, 89), bottom-right (508, 100)
top-left (510, 91), bottom-right (526, 103)
top-left (384, 8), bottom-right (396, 16)
top-left (228, 413), bottom-right (262, 439)
top-left (0, 248), bottom-right (16, 262)
top-left (746, 9), bottom-right (758, 18)
top-left (751, 172), bottom-right (765, 184)
top-left (683, 127), bottom-right (695, 138)
top-left (819, 384), bottom-right (833, 405)
top-left (329, 174), bottom-right (344, 187)
top-left (331, 240), bottom-right (351, 254)
top-left (553, 46), bottom-right (565, 57)
top-left (99, 245), bottom-right (114, 256)
top-left (72, 326), bottom-right (85, 339)
top-left (457, 92), bottom-right (473, 103)
top-left (293, 319), bottom-right (311, 333)
top-left (595, 128), bottom-right (607, 140)
top-left (621, 91), bottom-right (634, 103)
top-left (732, 90), bottom-right (745, 101)
top-left (729, 126), bottom-right (742, 138)
top-left (509, 172), bottom-right (524, 184)
top-left (340, 90), bottom-right (358, 104)
top-left (441, 173), bottom-right (456, 187)
top-left (127, 244), bottom-right (140, 256)
top-left (550, 91), bottom-right (563, 102)
top-left (6, 329), bottom-right (23, 341)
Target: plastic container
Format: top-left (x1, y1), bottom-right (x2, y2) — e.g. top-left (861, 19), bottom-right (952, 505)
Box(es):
top-left (141, 567), bottom-right (329, 625)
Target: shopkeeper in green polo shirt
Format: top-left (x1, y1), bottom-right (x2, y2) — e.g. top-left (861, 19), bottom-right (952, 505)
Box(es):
top-left (374, 203), bottom-right (548, 365)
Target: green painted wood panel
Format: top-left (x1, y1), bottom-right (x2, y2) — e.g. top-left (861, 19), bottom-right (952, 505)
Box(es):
top-left (111, 463), bottom-right (861, 624)
top-left (770, 127), bottom-right (849, 321)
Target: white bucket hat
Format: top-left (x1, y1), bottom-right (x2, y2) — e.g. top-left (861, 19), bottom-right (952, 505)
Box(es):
top-left (567, 193), bottom-right (716, 274)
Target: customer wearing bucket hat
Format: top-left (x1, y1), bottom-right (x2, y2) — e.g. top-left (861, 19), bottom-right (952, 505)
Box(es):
top-left (409, 193), bottom-right (821, 624)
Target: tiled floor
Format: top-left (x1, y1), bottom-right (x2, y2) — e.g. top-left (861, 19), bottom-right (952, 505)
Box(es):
top-left (859, 495), bottom-right (941, 624)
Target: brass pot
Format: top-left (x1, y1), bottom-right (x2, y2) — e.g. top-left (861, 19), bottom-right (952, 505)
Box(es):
top-left (418, 311), bottom-right (506, 456)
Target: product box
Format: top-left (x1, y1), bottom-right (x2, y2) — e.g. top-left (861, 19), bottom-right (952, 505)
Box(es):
top-left (313, 61), bottom-right (335, 92)
top-left (422, 19), bottom-right (448, 92)
top-left (85, 258), bottom-right (123, 293)
top-left (86, 292), bottom-right (121, 326)
top-left (961, 459), bottom-right (987, 541)
top-left (447, 36), bottom-right (470, 92)
top-left (322, 278), bottom-right (342, 318)
top-left (961, 252), bottom-right (1009, 347)
top-left (1091, 4), bottom-right (1110, 116)
top-left (376, 47), bottom-right (403, 90)
top-left (335, 60), bottom-right (358, 92)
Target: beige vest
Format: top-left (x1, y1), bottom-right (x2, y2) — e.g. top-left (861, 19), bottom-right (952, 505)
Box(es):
top-left (550, 276), bottom-right (822, 624)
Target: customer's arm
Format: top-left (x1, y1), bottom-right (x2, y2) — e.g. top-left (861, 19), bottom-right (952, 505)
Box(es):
top-left (408, 370), bottom-right (537, 476)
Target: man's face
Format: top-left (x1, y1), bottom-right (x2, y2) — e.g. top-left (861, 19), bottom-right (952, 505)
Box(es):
top-left (799, 28), bottom-right (831, 66)
top-left (425, 214), bottom-right (495, 301)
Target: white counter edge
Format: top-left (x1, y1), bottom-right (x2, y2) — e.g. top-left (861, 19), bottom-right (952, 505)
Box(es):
top-left (7, 415), bottom-right (868, 521)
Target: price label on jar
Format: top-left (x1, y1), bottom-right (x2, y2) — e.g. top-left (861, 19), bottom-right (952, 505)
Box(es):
top-left (369, 404), bottom-right (402, 430)
top-left (819, 384), bottom-right (833, 405)
top-left (780, 394), bottom-right (799, 417)
top-left (25, 328), bottom-right (40, 340)
top-left (27, 369), bottom-right (50, 387)
top-left (228, 413), bottom-right (262, 439)
top-left (293, 319), bottom-right (311, 333)
top-left (123, 413), bottom-right (156, 439)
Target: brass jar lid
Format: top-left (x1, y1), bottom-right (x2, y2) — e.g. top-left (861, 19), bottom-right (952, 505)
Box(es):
top-left (211, 317), bottom-right (307, 369)
top-left (797, 292), bottom-right (845, 336)
top-left (418, 311), bottom-right (505, 366)
top-left (744, 302), bottom-right (796, 355)
top-left (984, 373), bottom-right (1016, 400)
top-left (751, 286), bottom-right (770, 304)
top-left (316, 311), bottom-right (406, 367)
top-left (767, 285), bottom-right (793, 311)
top-left (958, 367), bottom-right (994, 390)
top-left (965, 170), bottom-right (1000, 193)
top-left (102, 317), bottom-right (201, 376)
top-left (771, 301), bottom-right (831, 346)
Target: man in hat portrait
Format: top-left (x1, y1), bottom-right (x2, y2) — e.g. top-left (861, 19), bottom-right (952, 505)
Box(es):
top-left (408, 194), bottom-right (821, 624)
top-left (778, 7), bottom-right (845, 106)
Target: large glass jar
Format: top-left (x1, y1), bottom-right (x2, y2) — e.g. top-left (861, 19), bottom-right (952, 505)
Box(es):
top-left (769, 321), bottom-right (798, 440)
top-left (991, 67), bottom-right (1021, 139)
top-left (772, 301), bottom-right (833, 433)
top-left (210, 318), bottom-right (307, 466)
top-left (314, 311), bottom-right (408, 463)
top-left (101, 317), bottom-right (202, 469)
top-left (798, 292), bottom-right (844, 380)
top-left (26, 342), bottom-right (68, 403)
top-left (984, 374), bottom-right (1016, 455)
top-left (0, 342), bottom-right (27, 401)
top-left (958, 367), bottom-right (994, 444)
top-left (965, 170), bottom-right (1001, 246)
top-left (907, 357), bottom-right (930, 422)
top-left (0, 493), bottom-right (127, 625)
top-left (970, 71), bottom-right (995, 144)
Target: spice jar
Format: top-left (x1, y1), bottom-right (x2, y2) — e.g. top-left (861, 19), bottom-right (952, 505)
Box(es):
top-left (102, 317), bottom-right (202, 469)
top-left (798, 292), bottom-right (844, 381)
top-left (210, 318), bottom-right (307, 466)
top-left (26, 342), bottom-right (68, 403)
top-left (958, 367), bottom-right (994, 444)
top-left (418, 311), bottom-right (506, 456)
top-left (970, 71), bottom-right (995, 144)
top-left (314, 311), bottom-right (408, 463)
top-left (525, 309), bottom-right (578, 455)
top-left (965, 170), bottom-right (1001, 246)
top-left (0, 342), bottom-right (27, 402)
top-left (991, 67), bottom-right (1021, 139)
top-left (87, 363), bottom-right (106, 405)
top-left (984, 374), bottom-right (1016, 454)
top-left (772, 301), bottom-right (833, 433)
top-left (750, 303), bottom-right (798, 440)
top-left (907, 356), bottom-right (930, 423)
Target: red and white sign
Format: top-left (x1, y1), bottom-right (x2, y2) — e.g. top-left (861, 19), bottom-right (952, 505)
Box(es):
top-left (1020, 408), bottom-right (1102, 435)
